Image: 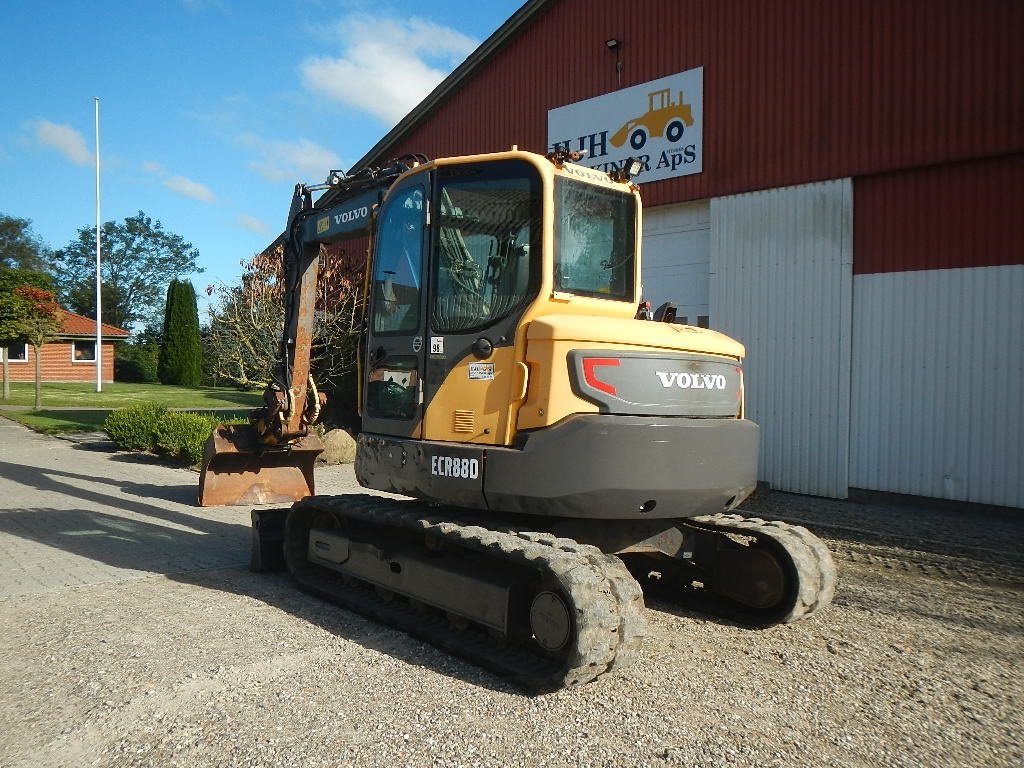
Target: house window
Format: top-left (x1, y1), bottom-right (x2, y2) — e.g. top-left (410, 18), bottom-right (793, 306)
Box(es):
top-left (3, 344), bottom-right (28, 362)
top-left (72, 340), bottom-right (96, 362)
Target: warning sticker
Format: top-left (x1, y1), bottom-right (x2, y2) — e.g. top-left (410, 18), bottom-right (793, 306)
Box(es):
top-left (468, 362), bottom-right (495, 381)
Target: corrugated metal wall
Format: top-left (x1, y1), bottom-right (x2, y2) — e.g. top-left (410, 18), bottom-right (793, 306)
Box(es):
top-left (376, 0), bottom-right (1023, 208)
top-left (850, 156), bottom-right (1024, 507)
top-left (855, 154), bottom-right (1024, 274)
top-left (640, 202), bottom-right (710, 322)
top-left (850, 266), bottom-right (1024, 507)
top-left (711, 180), bottom-right (853, 497)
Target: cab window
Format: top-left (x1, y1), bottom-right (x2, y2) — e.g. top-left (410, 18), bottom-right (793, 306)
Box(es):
top-left (553, 178), bottom-right (636, 301)
top-left (371, 186), bottom-right (425, 334)
top-left (432, 162), bottom-right (541, 333)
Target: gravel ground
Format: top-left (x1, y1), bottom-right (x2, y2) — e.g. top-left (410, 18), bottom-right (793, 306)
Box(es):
top-left (0, 421), bottom-right (1021, 767)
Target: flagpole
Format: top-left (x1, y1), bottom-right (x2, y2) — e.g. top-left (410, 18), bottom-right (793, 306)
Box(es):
top-left (94, 97), bottom-right (102, 392)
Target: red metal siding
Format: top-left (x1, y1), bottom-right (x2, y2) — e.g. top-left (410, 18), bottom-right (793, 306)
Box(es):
top-left (854, 153), bottom-right (1024, 274)
top-left (378, 0), bottom-right (1023, 209)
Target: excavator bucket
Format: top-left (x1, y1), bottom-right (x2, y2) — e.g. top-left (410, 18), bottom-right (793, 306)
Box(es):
top-left (198, 424), bottom-right (324, 507)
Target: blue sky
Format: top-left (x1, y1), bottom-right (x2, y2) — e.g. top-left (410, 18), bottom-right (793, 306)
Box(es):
top-left (0, 0), bottom-right (522, 317)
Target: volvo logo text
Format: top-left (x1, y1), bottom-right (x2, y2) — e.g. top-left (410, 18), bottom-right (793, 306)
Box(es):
top-left (656, 371), bottom-right (727, 390)
top-left (333, 206), bottom-right (369, 225)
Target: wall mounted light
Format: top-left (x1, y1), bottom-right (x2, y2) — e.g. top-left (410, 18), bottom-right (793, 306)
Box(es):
top-left (605, 38), bottom-right (623, 86)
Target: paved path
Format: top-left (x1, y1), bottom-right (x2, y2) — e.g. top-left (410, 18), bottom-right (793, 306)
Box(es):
top-left (0, 418), bottom-right (362, 599)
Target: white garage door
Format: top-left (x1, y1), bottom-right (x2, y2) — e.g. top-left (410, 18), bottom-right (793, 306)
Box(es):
top-left (711, 180), bottom-right (853, 498)
top-left (641, 201), bottom-right (710, 325)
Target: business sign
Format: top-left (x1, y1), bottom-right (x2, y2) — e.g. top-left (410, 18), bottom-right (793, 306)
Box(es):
top-left (547, 67), bottom-right (703, 183)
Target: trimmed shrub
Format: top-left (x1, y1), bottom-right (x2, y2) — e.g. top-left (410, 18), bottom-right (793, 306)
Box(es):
top-left (105, 406), bottom-right (249, 464)
top-left (103, 402), bottom-right (168, 451)
top-left (152, 411), bottom-right (220, 465)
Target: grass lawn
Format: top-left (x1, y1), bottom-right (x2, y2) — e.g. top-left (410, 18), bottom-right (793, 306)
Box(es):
top-left (0, 382), bottom-right (261, 434)
top-left (3, 409), bottom-right (112, 434)
top-left (0, 382), bottom-right (262, 410)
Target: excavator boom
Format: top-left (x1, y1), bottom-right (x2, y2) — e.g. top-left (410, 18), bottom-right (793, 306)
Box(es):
top-left (198, 162), bottom-right (416, 506)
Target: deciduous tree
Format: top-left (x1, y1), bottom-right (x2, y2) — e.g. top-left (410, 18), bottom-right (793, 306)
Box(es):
top-left (204, 241), bottom-right (364, 393)
top-left (0, 268), bottom-right (54, 399)
top-left (51, 211), bottom-right (202, 331)
top-left (0, 214), bottom-right (50, 272)
top-left (12, 285), bottom-right (63, 409)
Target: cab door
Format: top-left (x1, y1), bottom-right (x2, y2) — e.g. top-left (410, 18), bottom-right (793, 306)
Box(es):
top-left (361, 176), bottom-right (430, 438)
top-left (422, 160), bottom-right (542, 446)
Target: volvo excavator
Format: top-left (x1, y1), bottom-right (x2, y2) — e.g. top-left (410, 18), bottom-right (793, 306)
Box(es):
top-left (199, 148), bottom-right (836, 690)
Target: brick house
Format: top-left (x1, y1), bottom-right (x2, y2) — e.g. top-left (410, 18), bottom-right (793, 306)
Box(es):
top-left (2, 310), bottom-right (130, 383)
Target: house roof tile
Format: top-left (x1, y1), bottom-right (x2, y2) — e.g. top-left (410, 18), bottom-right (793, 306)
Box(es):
top-left (60, 309), bottom-right (131, 338)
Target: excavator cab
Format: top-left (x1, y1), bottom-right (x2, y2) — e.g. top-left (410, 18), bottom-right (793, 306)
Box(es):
top-left (354, 151), bottom-right (708, 515)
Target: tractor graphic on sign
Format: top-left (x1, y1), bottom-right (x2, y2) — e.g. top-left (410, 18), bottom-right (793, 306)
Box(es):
top-left (610, 88), bottom-right (694, 150)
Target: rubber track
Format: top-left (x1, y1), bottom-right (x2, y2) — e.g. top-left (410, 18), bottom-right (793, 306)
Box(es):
top-left (490, 527), bottom-right (646, 671)
top-left (684, 513), bottom-right (838, 623)
top-left (285, 494), bottom-right (646, 691)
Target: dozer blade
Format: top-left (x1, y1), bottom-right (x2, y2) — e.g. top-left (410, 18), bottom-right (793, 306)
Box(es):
top-left (198, 424), bottom-right (324, 507)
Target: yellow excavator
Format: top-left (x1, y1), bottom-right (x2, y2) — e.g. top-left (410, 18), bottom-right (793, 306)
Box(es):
top-left (199, 148), bottom-right (836, 690)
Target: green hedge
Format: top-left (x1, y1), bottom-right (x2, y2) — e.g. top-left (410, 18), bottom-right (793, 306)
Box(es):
top-left (115, 343), bottom-right (160, 383)
top-left (104, 402), bottom-right (248, 466)
top-left (102, 402), bottom-right (168, 451)
top-left (152, 411), bottom-right (219, 465)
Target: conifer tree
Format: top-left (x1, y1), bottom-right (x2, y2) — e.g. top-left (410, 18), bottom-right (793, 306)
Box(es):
top-left (157, 279), bottom-right (202, 386)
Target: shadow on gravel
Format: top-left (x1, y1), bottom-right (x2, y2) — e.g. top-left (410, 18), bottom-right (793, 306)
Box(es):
top-left (53, 433), bottom-right (117, 453)
top-left (641, 596), bottom-right (761, 630)
top-left (176, 568), bottom-right (520, 695)
top-left (118, 482), bottom-right (201, 506)
top-left (0, 458), bottom-right (521, 694)
top-left (107, 452), bottom-right (185, 465)
top-left (835, 586), bottom-right (1023, 638)
top-left (739, 490), bottom-right (1024, 577)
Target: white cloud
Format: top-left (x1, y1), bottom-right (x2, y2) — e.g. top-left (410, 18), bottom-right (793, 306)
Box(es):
top-left (141, 161), bottom-right (216, 203)
top-left (238, 134), bottom-right (342, 183)
top-left (164, 175), bottom-right (216, 203)
top-left (301, 15), bottom-right (478, 126)
top-left (235, 213), bottom-right (269, 235)
top-left (33, 120), bottom-right (93, 166)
